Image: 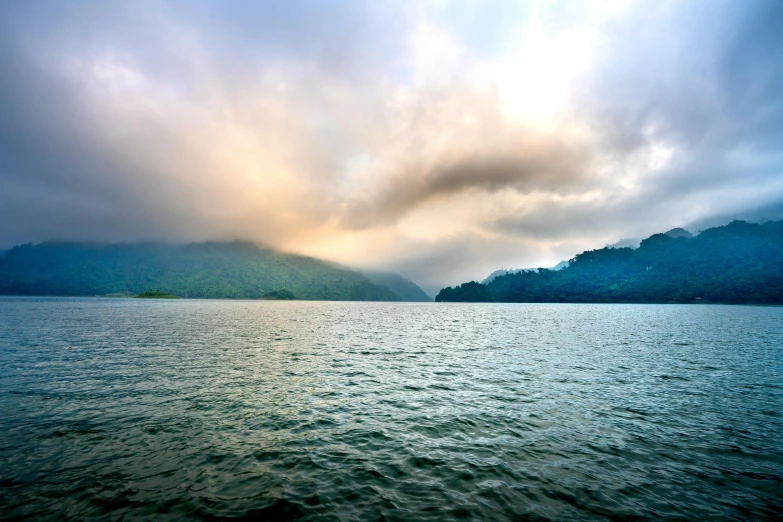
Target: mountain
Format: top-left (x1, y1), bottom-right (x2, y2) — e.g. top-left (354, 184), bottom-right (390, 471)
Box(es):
top-left (605, 228), bottom-right (690, 250)
top-left (0, 241), bottom-right (410, 301)
top-left (437, 220), bottom-right (783, 304)
top-left (482, 268), bottom-right (533, 284)
top-left (607, 237), bottom-right (641, 249)
top-left (360, 271), bottom-right (432, 301)
top-left (482, 261), bottom-right (570, 284)
top-left (664, 227), bottom-right (693, 239)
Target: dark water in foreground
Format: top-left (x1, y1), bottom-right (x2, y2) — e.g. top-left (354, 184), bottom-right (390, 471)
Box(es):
top-left (0, 298), bottom-right (781, 520)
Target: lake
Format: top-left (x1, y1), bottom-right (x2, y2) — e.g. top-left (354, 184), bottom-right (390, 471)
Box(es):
top-left (0, 298), bottom-right (781, 520)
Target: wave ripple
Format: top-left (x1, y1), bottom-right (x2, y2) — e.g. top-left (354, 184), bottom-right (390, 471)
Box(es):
top-left (1, 298), bottom-right (782, 520)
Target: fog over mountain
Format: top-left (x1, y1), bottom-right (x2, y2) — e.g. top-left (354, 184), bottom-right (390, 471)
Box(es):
top-left (1, 0), bottom-right (782, 291)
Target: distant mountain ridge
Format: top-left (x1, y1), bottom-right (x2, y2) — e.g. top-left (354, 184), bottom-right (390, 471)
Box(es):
top-left (0, 241), bottom-right (428, 301)
top-left (664, 228), bottom-right (693, 239)
top-left (607, 227), bottom-right (693, 250)
top-left (360, 271), bottom-right (432, 301)
top-left (437, 220), bottom-right (783, 304)
top-left (607, 237), bottom-right (641, 249)
top-left (482, 261), bottom-right (569, 284)
top-left (482, 268), bottom-right (534, 284)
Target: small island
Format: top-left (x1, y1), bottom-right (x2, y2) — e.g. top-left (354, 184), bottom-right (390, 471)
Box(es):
top-left (134, 290), bottom-right (178, 299)
top-left (262, 289), bottom-right (295, 300)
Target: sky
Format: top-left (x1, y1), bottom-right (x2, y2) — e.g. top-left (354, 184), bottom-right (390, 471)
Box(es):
top-left (1, 0), bottom-right (782, 294)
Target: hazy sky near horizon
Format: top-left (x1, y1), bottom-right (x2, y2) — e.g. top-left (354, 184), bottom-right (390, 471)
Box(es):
top-left (1, 0), bottom-right (782, 292)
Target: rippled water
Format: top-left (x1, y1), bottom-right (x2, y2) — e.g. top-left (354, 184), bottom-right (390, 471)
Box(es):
top-left (0, 298), bottom-right (782, 520)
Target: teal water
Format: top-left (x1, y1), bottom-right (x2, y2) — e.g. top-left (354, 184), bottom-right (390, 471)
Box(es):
top-left (0, 298), bottom-right (781, 520)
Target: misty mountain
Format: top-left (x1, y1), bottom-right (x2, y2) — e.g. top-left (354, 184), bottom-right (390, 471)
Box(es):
top-left (606, 228), bottom-right (692, 250)
top-left (664, 228), bottom-right (693, 239)
top-left (360, 271), bottom-right (432, 301)
top-left (482, 268), bottom-right (534, 284)
top-left (0, 242), bottom-right (426, 301)
top-left (686, 201), bottom-right (783, 232)
top-left (607, 238), bottom-right (641, 249)
top-left (437, 220), bottom-right (783, 304)
top-left (482, 261), bottom-right (570, 284)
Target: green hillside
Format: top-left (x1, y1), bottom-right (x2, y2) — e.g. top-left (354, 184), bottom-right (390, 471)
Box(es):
top-left (437, 220), bottom-right (783, 304)
top-left (0, 241), bottom-right (403, 301)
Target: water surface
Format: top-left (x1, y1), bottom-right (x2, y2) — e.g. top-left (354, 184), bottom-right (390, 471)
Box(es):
top-left (0, 298), bottom-right (781, 520)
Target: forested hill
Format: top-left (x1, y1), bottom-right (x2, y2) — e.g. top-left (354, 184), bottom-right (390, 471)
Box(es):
top-left (0, 241), bottom-right (426, 301)
top-left (436, 220), bottom-right (783, 304)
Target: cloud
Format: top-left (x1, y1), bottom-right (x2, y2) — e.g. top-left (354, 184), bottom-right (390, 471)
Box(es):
top-left (340, 134), bottom-right (591, 228)
top-left (363, 232), bottom-right (554, 297)
top-left (1, 0), bottom-right (783, 290)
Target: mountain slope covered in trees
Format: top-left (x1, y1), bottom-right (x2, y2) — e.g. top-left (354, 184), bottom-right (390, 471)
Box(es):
top-left (437, 220), bottom-right (783, 304)
top-left (0, 241), bottom-right (427, 301)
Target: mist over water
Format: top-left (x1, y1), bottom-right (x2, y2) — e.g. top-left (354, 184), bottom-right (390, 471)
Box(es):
top-left (1, 298), bottom-right (781, 520)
